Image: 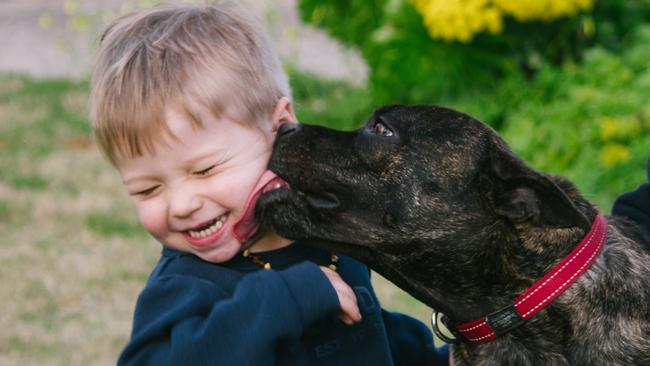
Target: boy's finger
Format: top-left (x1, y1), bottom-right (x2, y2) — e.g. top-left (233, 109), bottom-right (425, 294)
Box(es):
top-left (348, 306), bottom-right (362, 322)
top-left (341, 302), bottom-right (362, 323)
top-left (338, 288), bottom-right (361, 322)
top-left (339, 313), bottom-right (354, 325)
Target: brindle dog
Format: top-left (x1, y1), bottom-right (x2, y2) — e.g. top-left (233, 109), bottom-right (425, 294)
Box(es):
top-left (256, 105), bottom-right (650, 365)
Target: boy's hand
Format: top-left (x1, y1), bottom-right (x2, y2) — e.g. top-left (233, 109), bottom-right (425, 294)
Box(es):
top-left (320, 267), bottom-right (362, 325)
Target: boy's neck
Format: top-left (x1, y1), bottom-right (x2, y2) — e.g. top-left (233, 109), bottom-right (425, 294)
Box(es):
top-left (248, 230), bottom-right (292, 253)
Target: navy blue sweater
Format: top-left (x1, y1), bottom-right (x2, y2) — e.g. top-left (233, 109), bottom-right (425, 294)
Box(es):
top-left (612, 156), bottom-right (650, 248)
top-left (118, 243), bottom-right (448, 365)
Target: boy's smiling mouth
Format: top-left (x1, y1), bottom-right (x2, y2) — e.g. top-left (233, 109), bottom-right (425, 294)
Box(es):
top-left (183, 215), bottom-right (228, 246)
top-left (180, 171), bottom-right (290, 249)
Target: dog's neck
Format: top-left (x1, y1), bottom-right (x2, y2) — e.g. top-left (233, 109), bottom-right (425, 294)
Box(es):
top-left (368, 214), bottom-right (595, 324)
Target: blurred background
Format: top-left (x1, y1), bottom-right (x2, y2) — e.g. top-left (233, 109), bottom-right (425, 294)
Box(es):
top-left (1, 0), bottom-right (649, 364)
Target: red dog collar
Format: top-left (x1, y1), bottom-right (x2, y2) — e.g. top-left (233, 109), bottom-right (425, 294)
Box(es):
top-left (447, 213), bottom-right (607, 343)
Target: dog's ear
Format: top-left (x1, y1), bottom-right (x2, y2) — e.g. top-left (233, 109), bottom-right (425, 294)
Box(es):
top-left (481, 137), bottom-right (590, 230)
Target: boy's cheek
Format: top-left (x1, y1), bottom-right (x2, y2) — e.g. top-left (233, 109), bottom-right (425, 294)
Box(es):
top-left (134, 202), bottom-right (167, 239)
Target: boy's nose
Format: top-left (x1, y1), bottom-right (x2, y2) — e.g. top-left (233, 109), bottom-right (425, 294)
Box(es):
top-left (169, 192), bottom-right (203, 219)
top-left (277, 122), bottom-right (300, 137)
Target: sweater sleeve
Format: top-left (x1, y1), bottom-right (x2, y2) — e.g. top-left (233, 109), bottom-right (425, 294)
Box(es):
top-left (611, 155), bottom-right (650, 246)
top-left (118, 262), bottom-right (340, 366)
top-left (381, 310), bottom-right (449, 366)
top-left (612, 183), bottom-right (650, 234)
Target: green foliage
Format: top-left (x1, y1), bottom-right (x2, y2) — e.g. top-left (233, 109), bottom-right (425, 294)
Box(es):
top-left (289, 68), bottom-right (373, 130)
top-left (592, 0), bottom-right (650, 51)
top-left (298, 0), bottom-right (587, 104)
top-left (299, 0), bottom-right (387, 49)
top-left (299, 1), bottom-right (488, 103)
top-left (298, 0), bottom-right (650, 107)
top-left (364, 2), bottom-right (516, 104)
top-left (467, 27), bottom-right (650, 209)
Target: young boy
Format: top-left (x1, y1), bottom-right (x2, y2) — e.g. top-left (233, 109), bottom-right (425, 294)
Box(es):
top-left (89, 3), bottom-right (448, 365)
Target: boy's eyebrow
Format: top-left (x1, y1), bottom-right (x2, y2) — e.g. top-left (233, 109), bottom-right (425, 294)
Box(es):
top-left (176, 149), bottom-right (229, 171)
top-left (182, 150), bottom-right (222, 167)
top-left (121, 150), bottom-right (226, 184)
top-left (122, 174), bottom-right (158, 185)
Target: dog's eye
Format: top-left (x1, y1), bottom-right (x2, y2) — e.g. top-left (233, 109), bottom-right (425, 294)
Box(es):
top-left (371, 121), bottom-right (394, 137)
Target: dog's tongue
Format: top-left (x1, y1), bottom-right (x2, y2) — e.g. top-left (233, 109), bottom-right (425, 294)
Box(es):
top-left (232, 170), bottom-right (286, 243)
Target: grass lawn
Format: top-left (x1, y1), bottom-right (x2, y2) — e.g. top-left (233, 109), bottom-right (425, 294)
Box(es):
top-left (0, 73), bottom-right (432, 365)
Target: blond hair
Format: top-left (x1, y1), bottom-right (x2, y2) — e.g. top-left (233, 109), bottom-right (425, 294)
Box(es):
top-left (90, 2), bottom-right (290, 165)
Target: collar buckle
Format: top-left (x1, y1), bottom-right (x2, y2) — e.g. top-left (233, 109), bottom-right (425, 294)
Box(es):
top-left (431, 310), bottom-right (461, 344)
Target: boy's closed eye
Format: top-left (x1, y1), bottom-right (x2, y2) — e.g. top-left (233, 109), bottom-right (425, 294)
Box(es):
top-left (132, 185), bottom-right (160, 197)
top-left (192, 164), bottom-right (216, 176)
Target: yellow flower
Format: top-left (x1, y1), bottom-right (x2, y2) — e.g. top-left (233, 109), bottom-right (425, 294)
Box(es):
top-left (412, 0), bottom-right (503, 42)
top-left (600, 143), bottom-right (630, 166)
top-left (411, 0), bottom-right (594, 42)
top-left (600, 117), bottom-right (620, 140)
top-left (599, 116), bottom-right (642, 140)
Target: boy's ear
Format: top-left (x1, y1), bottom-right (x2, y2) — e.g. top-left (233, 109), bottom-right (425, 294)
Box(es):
top-left (271, 97), bottom-right (297, 132)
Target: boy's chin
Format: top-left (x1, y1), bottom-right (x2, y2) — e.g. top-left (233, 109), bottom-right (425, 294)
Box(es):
top-left (192, 241), bottom-right (242, 263)
top-left (164, 239), bottom-right (242, 264)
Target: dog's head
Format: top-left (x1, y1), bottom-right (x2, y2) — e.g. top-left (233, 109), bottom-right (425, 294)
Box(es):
top-left (256, 105), bottom-right (593, 309)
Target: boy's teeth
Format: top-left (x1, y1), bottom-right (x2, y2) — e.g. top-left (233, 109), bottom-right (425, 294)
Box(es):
top-left (188, 216), bottom-right (225, 238)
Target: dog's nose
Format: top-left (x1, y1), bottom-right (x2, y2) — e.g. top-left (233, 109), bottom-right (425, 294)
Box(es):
top-left (277, 122), bottom-right (299, 137)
